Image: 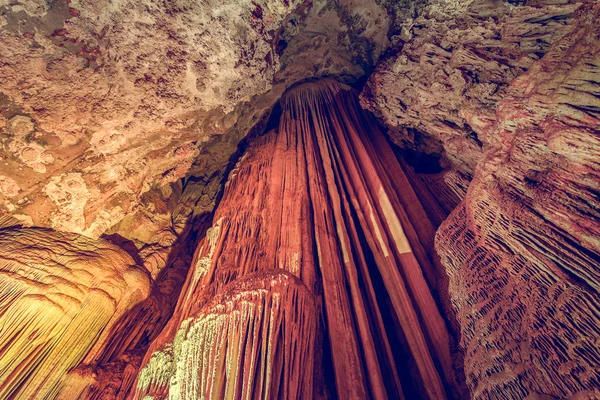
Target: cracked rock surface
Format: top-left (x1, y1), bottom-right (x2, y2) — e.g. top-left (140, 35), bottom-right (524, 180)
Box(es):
top-left (0, 0), bottom-right (396, 238)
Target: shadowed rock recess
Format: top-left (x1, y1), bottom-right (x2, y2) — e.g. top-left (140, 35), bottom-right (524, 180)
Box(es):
top-left (0, 0), bottom-right (599, 399)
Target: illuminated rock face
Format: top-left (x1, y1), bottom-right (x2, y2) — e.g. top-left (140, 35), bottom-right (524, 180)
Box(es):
top-left (0, 227), bottom-right (150, 400)
top-left (435, 16), bottom-right (600, 398)
top-left (134, 80), bottom-right (460, 399)
top-left (363, 1), bottom-right (600, 398)
top-left (57, 217), bottom-right (210, 400)
top-left (0, 0), bottom-right (395, 240)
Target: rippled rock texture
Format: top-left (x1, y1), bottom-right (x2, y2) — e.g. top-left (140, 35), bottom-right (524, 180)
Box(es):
top-left (363, 0), bottom-right (600, 398)
top-left (0, 227), bottom-right (150, 399)
top-left (133, 80), bottom-right (462, 399)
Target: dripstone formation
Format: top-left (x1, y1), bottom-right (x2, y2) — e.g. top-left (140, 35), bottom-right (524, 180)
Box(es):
top-left (131, 79), bottom-right (463, 399)
top-left (0, 0), bottom-right (599, 399)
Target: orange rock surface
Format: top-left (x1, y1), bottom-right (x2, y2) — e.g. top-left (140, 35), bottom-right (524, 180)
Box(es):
top-left (133, 79), bottom-right (461, 399)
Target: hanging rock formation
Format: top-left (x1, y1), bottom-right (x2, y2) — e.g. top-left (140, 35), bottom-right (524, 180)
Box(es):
top-left (363, 0), bottom-right (600, 398)
top-left (0, 226), bottom-right (150, 399)
top-left (132, 79), bottom-right (461, 399)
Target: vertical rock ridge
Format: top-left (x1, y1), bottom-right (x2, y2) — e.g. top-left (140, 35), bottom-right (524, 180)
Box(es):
top-left (432, 3), bottom-right (600, 398)
top-left (133, 79), bottom-right (460, 399)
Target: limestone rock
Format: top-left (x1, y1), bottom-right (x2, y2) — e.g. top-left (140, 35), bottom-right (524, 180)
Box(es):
top-left (435, 5), bottom-right (600, 396)
top-left (137, 270), bottom-right (316, 400)
top-left (133, 79), bottom-right (463, 399)
top-left (363, 0), bottom-right (600, 398)
top-left (0, 227), bottom-right (150, 399)
top-left (361, 0), bottom-right (583, 174)
top-left (0, 0), bottom-right (398, 240)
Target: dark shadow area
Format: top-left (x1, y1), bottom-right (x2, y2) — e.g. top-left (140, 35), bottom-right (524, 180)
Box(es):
top-left (101, 233), bottom-right (145, 266)
top-left (398, 147), bottom-right (444, 174)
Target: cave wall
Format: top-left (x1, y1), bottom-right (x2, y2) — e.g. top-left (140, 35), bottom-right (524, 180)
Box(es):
top-left (362, 0), bottom-right (600, 398)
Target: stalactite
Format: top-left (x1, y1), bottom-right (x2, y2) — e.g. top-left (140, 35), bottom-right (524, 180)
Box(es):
top-left (58, 216), bottom-right (213, 400)
top-left (133, 79), bottom-right (460, 399)
top-left (0, 228), bottom-right (150, 400)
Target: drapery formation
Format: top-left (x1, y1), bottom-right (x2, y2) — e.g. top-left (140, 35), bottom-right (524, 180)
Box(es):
top-left (433, 15), bottom-right (600, 398)
top-left (0, 228), bottom-right (150, 399)
top-left (134, 79), bottom-right (459, 399)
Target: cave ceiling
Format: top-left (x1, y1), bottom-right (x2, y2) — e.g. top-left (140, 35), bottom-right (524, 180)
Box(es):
top-left (0, 0), bottom-right (408, 242)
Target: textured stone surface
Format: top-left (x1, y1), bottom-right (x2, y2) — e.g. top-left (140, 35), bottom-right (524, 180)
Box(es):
top-left (57, 211), bottom-right (211, 400)
top-left (1, 0), bottom-right (599, 398)
top-left (437, 9), bottom-right (600, 396)
top-left (0, 0), bottom-right (398, 240)
top-left (137, 270), bottom-right (316, 400)
top-left (361, 0), bottom-right (583, 174)
top-left (133, 80), bottom-right (462, 399)
top-left (0, 0), bottom-right (297, 237)
top-left (363, 0), bottom-right (600, 398)
top-left (0, 227), bottom-right (150, 399)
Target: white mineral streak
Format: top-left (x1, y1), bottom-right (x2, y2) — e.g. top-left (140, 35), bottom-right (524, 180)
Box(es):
top-left (195, 218), bottom-right (223, 280)
top-left (378, 186), bottom-right (412, 254)
top-left (137, 273), bottom-right (314, 400)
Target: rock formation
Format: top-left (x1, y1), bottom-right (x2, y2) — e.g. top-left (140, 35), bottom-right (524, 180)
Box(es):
top-left (0, 0), bottom-right (396, 240)
top-left (132, 79), bottom-right (463, 399)
top-left (0, 0), bottom-right (599, 399)
top-left (0, 226), bottom-right (150, 399)
top-left (362, 0), bottom-right (600, 398)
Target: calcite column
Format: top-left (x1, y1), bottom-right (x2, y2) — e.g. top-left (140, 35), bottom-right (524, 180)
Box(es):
top-left (134, 79), bottom-right (458, 399)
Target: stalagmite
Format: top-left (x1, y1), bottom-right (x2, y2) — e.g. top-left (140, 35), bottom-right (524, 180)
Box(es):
top-left (133, 79), bottom-right (460, 399)
top-left (0, 227), bottom-right (150, 399)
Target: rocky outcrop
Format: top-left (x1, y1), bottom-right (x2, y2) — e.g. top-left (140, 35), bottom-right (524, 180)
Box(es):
top-left (361, 0), bottom-right (584, 174)
top-left (133, 80), bottom-right (462, 399)
top-left (363, 0), bottom-right (600, 398)
top-left (0, 0), bottom-right (301, 237)
top-left (437, 8), bottom-right (600, 397)
top-left (0, 0), bottom-right (397, 240)
top-left (0, 227), bottom-right (150, 399)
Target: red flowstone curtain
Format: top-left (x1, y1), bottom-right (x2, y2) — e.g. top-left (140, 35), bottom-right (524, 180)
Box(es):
top-left (133, 79), bottom-right (458, 400)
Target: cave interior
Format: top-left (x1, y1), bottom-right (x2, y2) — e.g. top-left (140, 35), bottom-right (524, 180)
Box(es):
top-left (0, 0), bottom-right (599, 399)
